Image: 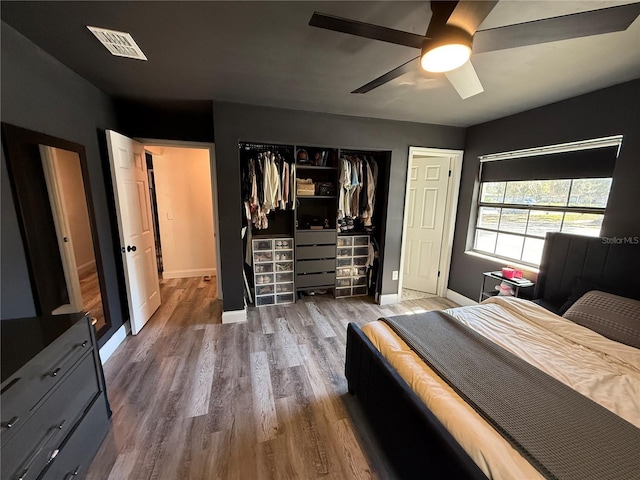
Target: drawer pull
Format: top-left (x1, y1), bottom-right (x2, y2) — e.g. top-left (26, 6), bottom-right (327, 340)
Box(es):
top-left (47, 449), bottom-right (60, 463)
top-left (63, 465), bottom-right (81, 480)
top-left (0, 376), bottom-right (21, 395)
top-left (15, 420), bottom-right (66, 479)
top-left (45, 341), bottom-right (89, 378)
top-left (1, 416), bottom-right (19, 429)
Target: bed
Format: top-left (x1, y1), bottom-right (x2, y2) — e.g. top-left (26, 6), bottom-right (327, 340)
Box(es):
top-left (346, 233), bottom-right (640, 479)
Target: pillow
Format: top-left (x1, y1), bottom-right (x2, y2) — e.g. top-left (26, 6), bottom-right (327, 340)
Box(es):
top-left (558, 276), bottom-right (633, 315)
top-left (562, 290), bottom-right (640, 349)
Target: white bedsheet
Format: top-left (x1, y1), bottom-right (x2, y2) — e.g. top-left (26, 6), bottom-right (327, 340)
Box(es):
top-left (361, 296), bottom-right (640, 480)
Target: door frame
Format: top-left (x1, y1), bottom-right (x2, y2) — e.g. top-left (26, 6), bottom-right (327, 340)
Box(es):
top-left (136, 138), bottom-right (222, 299)
top-left (398, 147), bottom-right (463, 298)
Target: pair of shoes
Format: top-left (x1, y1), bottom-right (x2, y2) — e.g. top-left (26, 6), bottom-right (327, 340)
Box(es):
top-left (345, 217), bottom-right (354, 230)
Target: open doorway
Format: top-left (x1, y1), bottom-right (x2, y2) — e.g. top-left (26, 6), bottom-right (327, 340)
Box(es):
top-left (105, 131), bottom-right (222, 338)
top-left (144, 145), bottom-right (218, 285)
top-left (398, 147), bottom-right (463, 301)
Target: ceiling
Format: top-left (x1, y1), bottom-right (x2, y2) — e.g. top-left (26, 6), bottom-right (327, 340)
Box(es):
top-left (2, 1), bottom-right (639, 127)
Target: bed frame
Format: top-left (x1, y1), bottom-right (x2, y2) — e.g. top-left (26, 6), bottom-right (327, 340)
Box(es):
top-left (534, 232), bottom-right (640, 313)
top-left (345, 232), bottom-right (640, 478)
top-left (345, 323), bottom-right (487, 479)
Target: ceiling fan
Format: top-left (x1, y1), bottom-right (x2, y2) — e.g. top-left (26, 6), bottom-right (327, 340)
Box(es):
top-left (309, 1), bottom-right (640, 99)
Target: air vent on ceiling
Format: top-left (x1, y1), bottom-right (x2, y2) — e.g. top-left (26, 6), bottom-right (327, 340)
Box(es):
top-left (87, 26), bottom-right (147, 60)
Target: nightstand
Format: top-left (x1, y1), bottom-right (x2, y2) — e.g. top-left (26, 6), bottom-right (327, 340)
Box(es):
top-left (479, 271), bottom-right (535, 303)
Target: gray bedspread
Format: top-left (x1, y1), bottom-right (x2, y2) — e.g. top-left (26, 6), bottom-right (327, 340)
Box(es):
top-left (382, 311), bottom-right (640, 480)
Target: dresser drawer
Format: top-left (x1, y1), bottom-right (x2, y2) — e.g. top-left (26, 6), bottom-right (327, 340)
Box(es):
top-left (296, 245), bottom-right (336, 260)
top-left (296, 273), bottom-right (335, 288)
top-left (296, 230), bottom-right (336, 246)
top-left (1, 318), bottom-right (91, 444)
top-left (40, 394), bottom-right (109, 480)
top-left (2, 351), bottom-right (100, 480)
top-left (296, 259), bottom-right (335, 274)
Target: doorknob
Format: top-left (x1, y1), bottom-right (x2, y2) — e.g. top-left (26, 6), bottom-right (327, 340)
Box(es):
top-left (127, 245), bottom-right (137, 252)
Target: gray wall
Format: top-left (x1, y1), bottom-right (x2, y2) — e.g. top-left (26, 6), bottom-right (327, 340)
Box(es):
top-left (1, 24), bottom-right (125, 345)
top-left (449, 79), bottom-right (640, 301)
top-left (115, 98), bottom-right (214, 143)
top-left (214, 102), bottom-right (466, 311)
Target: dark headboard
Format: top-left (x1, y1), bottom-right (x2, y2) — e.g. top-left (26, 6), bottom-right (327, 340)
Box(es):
top-left (534, 233), bottom-right (640, 314)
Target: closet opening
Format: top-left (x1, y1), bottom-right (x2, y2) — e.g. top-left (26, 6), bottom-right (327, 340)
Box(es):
top-left (239, 141), bottom-right (390, 307)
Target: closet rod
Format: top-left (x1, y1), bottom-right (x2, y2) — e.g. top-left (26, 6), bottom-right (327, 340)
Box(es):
top-left (239, 142), bottom-right (293, 152)
top-left (340, 149), bottom-right (384, 156)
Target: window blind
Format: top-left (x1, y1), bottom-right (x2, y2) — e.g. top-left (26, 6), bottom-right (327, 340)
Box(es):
top-left (480, 145), bottom-right (618, 183)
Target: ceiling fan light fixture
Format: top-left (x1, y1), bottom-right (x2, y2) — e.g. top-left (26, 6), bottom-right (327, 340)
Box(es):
top-left (420, 25), bottom-right (472, 73)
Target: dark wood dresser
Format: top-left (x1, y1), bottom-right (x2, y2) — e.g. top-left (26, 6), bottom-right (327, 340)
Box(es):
top-left (1, 312), bottom-right (110, 480)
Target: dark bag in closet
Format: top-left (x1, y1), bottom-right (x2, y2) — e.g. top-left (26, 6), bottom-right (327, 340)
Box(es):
top-left (316, 182), bottom-right (336, 196)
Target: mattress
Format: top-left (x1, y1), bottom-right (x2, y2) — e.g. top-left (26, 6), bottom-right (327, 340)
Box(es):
top-left (361, 296), bottom-right (640, 480)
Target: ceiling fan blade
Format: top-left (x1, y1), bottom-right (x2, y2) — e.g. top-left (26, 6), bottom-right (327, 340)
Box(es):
top-left (447, 1), bottom-right (498, 35)
top-left (309, 12), bottom-right (426, 49)
top-left (427, 1), bottom-right (458, 36)
top-left (351, 56), bottom-right (421, 94)
top-left (444, 60), bottom-right (484, 99)
top-left (473, 2), bottom-right (640, 54)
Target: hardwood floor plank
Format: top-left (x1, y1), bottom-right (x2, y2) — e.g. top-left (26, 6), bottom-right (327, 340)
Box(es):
top-left (131, 284), bottom-right (183, 363)
top-left (88, 278), bottom-right (458, 479)
top-left (286, 365), bottom-right (334, 477)
top-left (255, 437), bottom-right (279, 480)
top-left (259, 309), bottom-right (278, 335)
top-left (334, 416), bottom-right (376, 480)
top-left (251, 351), bottom-right (279, 443)
top-left (104, 451), bottom-right (139, 480)
top-left (272, 397), bottom-right (308, 479)
top-left (227, 375), bottom-right (259, 480)
top-left (186, 325), bottom-right (217, 417)
top-left (275, 317), bottom-right (303, 368)
top-left (298, 343), bottom-right (346, 421)
top-left (304, 300), bottom-right (337, 338)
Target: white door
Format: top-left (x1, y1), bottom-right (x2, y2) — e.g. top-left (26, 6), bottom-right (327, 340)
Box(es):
top-left (403, 156), bottom-right (450, 293)
top-left (106, 130), bottom-right (161, 334)
top-left (39, 145), bottom-right (84, 314)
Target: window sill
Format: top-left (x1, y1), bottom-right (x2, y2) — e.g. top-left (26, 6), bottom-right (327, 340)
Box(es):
top-left (464, 250), bottom-right (540, 275)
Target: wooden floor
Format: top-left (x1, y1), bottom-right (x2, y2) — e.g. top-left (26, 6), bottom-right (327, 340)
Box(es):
top-left (79, 267), bottom-right (105, 331)
top-left (87, 277), bottom-right (457, 479)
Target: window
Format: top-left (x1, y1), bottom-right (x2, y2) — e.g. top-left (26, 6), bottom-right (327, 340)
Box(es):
top-left (472, 136), bottom-right (621, 266)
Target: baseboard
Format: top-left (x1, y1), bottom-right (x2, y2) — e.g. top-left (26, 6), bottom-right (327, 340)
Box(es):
top-left (77, 259), bottom-right (96, 276)
top-left (378, 293), bottom-right (399, 306)
top-left (162, 268), bottom-right (216, 279)
top-left (99, 321), bottom-right (130, 365)
top-left (446, 289), bottom-right (478, 307)
top-left (222, 308), bottom-right (247, 324)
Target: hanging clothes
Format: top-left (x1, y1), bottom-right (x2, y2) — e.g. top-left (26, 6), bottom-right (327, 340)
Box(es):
top-left (338, 154), bottom-right (378, 232)
top-left (280, 160), bottom-right (289, 210)
top-left (362, 159), bottom-right (375, 227)
top-left (349, 158), bottom-right (361, 220)
top-left (240, 147), bottom-right (295, 230)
